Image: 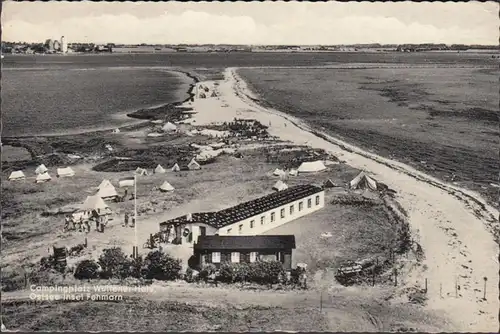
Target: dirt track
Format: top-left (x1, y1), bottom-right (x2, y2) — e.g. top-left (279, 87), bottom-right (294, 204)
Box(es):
top-left (186, 68), bottom-right (499, 331)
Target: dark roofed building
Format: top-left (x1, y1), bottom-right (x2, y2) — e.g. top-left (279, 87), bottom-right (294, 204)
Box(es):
top-left (194, 235), bottom-right (296, 270)
top-left (158, 184), bottom-right (325, 245)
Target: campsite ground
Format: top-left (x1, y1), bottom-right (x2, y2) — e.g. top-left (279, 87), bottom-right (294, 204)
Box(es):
top-left (1, 68), bottom-right (498, 332)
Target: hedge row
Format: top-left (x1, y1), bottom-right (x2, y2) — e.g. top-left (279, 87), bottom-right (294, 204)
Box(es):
top-left (196, 261), bottom-right (287, 285)
top-left (73, 248), bottom-right (182, 281)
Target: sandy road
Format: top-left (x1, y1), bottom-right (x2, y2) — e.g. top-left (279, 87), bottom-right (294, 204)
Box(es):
top-left (186, 68), bottom-right (499, 332)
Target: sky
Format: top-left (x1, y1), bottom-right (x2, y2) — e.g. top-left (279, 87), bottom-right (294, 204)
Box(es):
top-left (2, 1), bottom-right (498, 45)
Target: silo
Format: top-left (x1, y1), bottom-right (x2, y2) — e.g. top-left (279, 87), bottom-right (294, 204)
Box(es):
top-left (61, 36), bottom-right (68, 53)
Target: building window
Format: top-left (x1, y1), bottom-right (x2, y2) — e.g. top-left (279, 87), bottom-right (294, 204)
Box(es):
top-left (212, 252), bottom-right (221, 263)
top-left (289, 205), bottom-right (294, 215)
top-left (316, 195), bottom-right (320, 206)
top-left (231, 252), bottom-right (240, 263)
top-left (250, 220), bottom-right (255, 228)
top-left (307, 198), bottom-right (312, 208)
top-left (227, 228), bottom-right (232, 234)
top-left (260, 216), bottom-right (265, 225)
top-left (250, 252), bottom-right (258, 263)
top-left (239, 224), bottom-right (243, 233)
top-left (280, 208), bottom-right (285, 219)
top-left (299, 202), bottom-right (303, 211)
top-left (271, 212), bottom-right (275, 222)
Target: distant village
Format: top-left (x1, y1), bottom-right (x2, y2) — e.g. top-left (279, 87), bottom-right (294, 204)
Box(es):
top-left (1, 40), bottom-right (497, 55)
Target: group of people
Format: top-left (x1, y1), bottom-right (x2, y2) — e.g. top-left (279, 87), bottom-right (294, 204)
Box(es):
top-left (63, 210), bottom-right (109, 233)
top-left (123, 212), bottom-right (135, 228)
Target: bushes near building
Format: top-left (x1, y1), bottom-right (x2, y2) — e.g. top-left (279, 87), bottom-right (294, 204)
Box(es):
top-left (202, 261), bottom-right (286, 286)
top-left (143, 250), bottom-right (182, 281)
top-left (74, 259), bottom-right (100, 280)
top-left (98, 248), bottom-right (130, 279)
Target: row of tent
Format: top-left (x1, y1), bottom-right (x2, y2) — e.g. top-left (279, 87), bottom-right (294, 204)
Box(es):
top-left (8, 165), bottom-right (76, 182)
top-left (272, 161), bottom-right (328, 178)
top-left (134, 159), bottom-right (202, 176)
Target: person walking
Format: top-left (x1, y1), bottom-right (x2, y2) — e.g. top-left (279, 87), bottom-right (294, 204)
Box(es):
top-left (124, 212), bottom-right (129, 227)
top-left (63, 215), bottom-right (70, 232)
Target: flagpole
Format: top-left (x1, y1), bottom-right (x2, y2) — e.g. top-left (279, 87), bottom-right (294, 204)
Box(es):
top-left (134, 174), bottom-right (138, 257)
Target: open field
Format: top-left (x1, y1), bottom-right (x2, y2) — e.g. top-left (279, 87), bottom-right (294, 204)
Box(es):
top-left (1, 284), bottom-right (454, 332)
top-left (238, 66), bottom-right (499, 208)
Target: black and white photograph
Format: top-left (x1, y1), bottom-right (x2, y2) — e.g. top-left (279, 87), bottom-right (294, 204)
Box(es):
top-left (1, 1), bottom-right (498, 332)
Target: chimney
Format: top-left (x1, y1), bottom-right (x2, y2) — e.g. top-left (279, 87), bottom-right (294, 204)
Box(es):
top-left (186, 213), bottom-right (192, 222)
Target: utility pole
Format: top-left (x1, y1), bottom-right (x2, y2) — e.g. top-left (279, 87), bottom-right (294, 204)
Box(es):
top-left (394, 268), bottom-right (398, 287)
top-left (483, 277), bottom-right (487, 300)
top-left (320, 290), bottom-right (323, 313)
top-left (372, 267), bottom-right (375, 287)
top-left (425, 278), bottom-right (428, 293)
top-left (133, 174), bottom-right (138, 258)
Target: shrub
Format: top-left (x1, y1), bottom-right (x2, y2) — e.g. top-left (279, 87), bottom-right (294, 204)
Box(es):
top-left (198, 264), bottom-right (217, 281)
top-left (218, 263), bottom-right (235, 283)
top-left (98, 248), bottom-right (129, 279)
top-left (127, 255), bottom-right (146, 279)
top-left (144, 250), bottom-right (182, 281)
top-left (233, 263), bottom-right (251, 282)
top-left (74, 259), bottom-right (99, 280)
top-left (250, 261), bottom-right (285, 285)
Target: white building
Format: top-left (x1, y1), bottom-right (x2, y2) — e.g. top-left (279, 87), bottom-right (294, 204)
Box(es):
top-left (159, 184), bottom-right (325, 245)
top-left (61, 36), bottom-right (68, 53)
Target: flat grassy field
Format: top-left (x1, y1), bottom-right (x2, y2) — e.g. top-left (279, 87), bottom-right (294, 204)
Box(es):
top-left (238, 66), bottom-right (499, 207)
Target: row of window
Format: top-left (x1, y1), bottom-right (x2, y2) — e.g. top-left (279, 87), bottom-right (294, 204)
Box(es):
top-left (227, 195), bottom-right (321, 234)
top-left (211, 251), bottom-right (258, 263)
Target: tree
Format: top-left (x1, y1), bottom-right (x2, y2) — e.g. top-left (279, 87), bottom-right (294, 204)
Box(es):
top-left (98, 247), bottom-right (129, 279)
top-left (74, 260), bottom-right (99, 280)
top-left (144, 250), bottom-right (182, 281)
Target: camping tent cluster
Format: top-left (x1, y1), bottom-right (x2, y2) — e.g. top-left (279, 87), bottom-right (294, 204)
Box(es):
top-left (171, 158), bottom-right (201, 172)
top-left (9, 164), bottom-right (76, 183)
top-left (97, 179), bottom-right (118, 199)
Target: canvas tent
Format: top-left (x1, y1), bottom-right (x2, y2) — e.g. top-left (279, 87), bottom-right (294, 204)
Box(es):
top-left (112, 128), bottom-right (120, 134)
top-left (159, 181), bottom-right (175, 192)
top-left (187, 159), bottom-right (201, 170)
top-left (211, 91), bottom-right (217, 97)
top-left (324, 179), bottom-right (337, 188)
top-left (36, 172), bottom-right (52, 183)
top-left (57, 167), bottom-right (75, 177)
top-left (349, 172), bottom-right (378, 191)
top-left (81, 195), bottom-right (109, 212)
top-left (154, 164), bottom-right (166, 174)
top-left (119, 177), bottom-right (135, 188)
top-left (298, 161), bottom-right (327, 173)
top-left (135, 168), bottom-right (148, 176)
top-left (97, 182), bottom-right (118, 199)
top-left (98, 179), bottom-right (113, 190)
top-left (162, 122), bottom-right (177, 132)
top-left (273, 168), bottom-right (286, 177)
top-left (272, 180), bottom-right (289, 192)
top-left (171, 163), bottom-right (181, 172)
top-left (8, 170), bottom-right (25, 181)
top-left (288, 169), bottom-right (298, 176)
top-left (35, 164), bottom-right (48, 175)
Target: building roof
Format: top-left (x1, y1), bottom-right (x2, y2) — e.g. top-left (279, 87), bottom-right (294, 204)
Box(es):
top-left (162, 184), bottom-right (323, 229)
top-left (194, 235), bottom-right (296, 251)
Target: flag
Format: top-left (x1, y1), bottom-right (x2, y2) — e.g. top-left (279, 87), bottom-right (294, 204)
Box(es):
top-left (118, 176), bottom-right (135, 188)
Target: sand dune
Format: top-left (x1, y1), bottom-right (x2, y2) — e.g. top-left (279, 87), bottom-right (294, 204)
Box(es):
top-left (184, 68), bottom-right (499, 332)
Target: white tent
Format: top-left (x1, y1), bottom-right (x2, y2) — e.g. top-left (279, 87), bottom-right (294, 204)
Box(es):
top-left (97, 184), bottom-right (118, 199)
top-left (159, 181), bottom-right (175, 192)
top-left (151, 120), bottom-right (163, 124)
top-left (81, 195), bottom-right (109, 212)
top-left (298, 161), bottom-right (327, 173)
top-left (288, 169), bottom-right (298, 176)
top-left (135, 168), bottom-right (148, 176)
top-left (171, 163), bottom-right (181, 172)
top-left (35, 164), bottom-right (48, 175)
top-left (112, 128), bottom-right (120, 134)
top-left (147, 132), bottom-right (163, 138)
top-left (162, 122), bottom-right (177, 132)
top-left (118, 177), bottom-right (135, 188)
top-left (98, 179), bottom-right (113, 190)
top-left (324, 179), bottom-right (337, 188)
top-left (35, 172), bottom-right (52, 183)
top-left (8, 170), bottom-right (25, 181)
top-left (154, 164), bottom-right (166, 174)
top-left (349, 171), bottom-right (378, 191)
top-left (272, 180), bottom-right (289, 192)
top-left (56, 167), bottom-right (75, 177)
top-left (273, 168), bottom-right (286, 177)
top-left (188, 158), bottom-right (201, 170)
top-left (324, 160), bottom-right (340, 166)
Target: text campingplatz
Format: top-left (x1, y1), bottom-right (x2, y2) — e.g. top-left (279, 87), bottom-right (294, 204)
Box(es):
top-left (29, 284), bottom-right (153, 302)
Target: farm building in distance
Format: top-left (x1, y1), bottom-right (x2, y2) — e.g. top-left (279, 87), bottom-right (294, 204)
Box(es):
top-left (158, 184), bottom-right (325, 244)
top-left (194, 235), bottom-right (296, 271)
